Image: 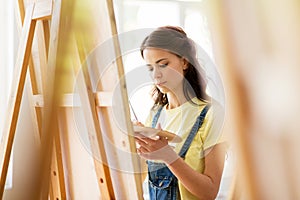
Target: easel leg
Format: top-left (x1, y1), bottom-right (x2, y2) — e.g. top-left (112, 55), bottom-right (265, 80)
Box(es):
top-left (0, 4), bottom-right (36, 197)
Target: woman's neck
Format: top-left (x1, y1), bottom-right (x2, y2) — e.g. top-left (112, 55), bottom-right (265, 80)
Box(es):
top-left (166, 92), bottom-right (188, 109)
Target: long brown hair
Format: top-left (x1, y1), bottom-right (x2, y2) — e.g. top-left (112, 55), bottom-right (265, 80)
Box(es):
top-left (140, 26), bottom-right (210, 108)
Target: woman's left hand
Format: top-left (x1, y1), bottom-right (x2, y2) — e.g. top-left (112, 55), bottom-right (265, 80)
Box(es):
top-left (135, 130), bottom-right (179, 164)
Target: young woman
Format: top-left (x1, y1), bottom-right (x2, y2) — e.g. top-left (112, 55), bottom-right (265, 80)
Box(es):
top-left (135, 26), bottom-right (227, 200)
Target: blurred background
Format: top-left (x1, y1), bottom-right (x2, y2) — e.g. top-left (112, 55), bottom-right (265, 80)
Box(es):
top-left (1, 0), bottom-right (300, 199)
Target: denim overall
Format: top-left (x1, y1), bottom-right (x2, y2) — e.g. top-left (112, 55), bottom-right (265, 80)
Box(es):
top-left (147, 104), bottom-right (210, 200)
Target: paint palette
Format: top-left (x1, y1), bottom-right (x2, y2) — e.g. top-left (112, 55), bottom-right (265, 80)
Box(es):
top-left (133, 125), bottom-right (182, 143)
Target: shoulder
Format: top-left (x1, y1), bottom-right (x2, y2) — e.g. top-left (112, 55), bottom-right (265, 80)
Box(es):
top-left (196, 99), bottom-right (224, 121)
top-left (208, 99), bottom-right (225, 126)
top-left (199, 99), bottom-right (226, 150)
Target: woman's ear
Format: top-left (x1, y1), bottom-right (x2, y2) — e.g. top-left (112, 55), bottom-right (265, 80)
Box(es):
top-left (182, 58), bottom-right (188, 70)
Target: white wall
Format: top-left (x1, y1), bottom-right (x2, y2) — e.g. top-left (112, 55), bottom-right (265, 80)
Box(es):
top-left (0, 1), bottom-right (43, 198)
top-left (0, 0), bottom-right (15, 191)
top-left (3, 90), bottom-right (41, 200)
top-left (0, 0), bottom-right (14, 137)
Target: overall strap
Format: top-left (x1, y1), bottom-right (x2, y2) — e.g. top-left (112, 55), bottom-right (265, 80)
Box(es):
top-left (178, 104), bottom-right (211, 159)
top-left (151, 106), bottom-right (163, 128)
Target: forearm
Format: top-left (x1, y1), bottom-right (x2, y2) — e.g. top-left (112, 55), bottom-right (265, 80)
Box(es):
top-left (167, 158), bottom-right (219, 200)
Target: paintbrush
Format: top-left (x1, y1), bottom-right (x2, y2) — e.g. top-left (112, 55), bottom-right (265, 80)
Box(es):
top-left (129, 100), bottom-right (139, 122)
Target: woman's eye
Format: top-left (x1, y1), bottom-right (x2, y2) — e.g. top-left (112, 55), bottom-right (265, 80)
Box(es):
top-left (159, 63), bottom-right (168, 68)
top-left (147, 66), bottom-right (154, 72)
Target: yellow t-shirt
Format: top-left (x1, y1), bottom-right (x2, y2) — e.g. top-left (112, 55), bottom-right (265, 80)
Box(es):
top-left (145, 98), bottom-right (225, 200)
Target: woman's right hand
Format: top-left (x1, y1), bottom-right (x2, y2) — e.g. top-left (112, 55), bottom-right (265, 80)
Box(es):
top-left (134, 123), bottom-right (179, 164)
top-left (132, 121), bottom-right (144, 127)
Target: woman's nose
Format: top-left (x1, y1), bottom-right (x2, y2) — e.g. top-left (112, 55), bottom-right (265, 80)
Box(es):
top-left (152, 66), bottom-right (162, 79)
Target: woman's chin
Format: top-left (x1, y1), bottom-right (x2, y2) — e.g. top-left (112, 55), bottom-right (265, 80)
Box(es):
top-left (158, 89), bottom-right (168, 94)
top-left (157, 86), bottom-right (169, 94)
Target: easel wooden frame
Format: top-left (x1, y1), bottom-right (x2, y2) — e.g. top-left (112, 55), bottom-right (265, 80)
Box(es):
top-left (0, 0), bottom-right (47, 197)
top-left (0, 0), bottom-right (67, 199)
top-left (17, 0), bottom-right (66, 198)
top-left (1, 0), bottom-right (143, 199)
top-left (70, 0), bottom-right (143, 198)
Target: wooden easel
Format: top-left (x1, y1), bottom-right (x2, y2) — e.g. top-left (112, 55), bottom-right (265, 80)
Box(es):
top-left (0, 0), bottom-right (143, 199)
top-left (69, 0), bottom-right (143, 198)
top-left (0, 0), bottom-right (66, 199)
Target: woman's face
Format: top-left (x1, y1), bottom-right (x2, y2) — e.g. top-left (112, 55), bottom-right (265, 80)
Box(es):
top-left (143, 48), bottom-right (186, 95)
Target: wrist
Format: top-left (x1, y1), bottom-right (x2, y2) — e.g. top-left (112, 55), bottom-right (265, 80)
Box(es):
top-left (162, 146), bottom-right (180, 165)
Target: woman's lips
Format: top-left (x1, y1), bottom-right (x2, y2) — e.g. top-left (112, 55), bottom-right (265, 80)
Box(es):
top-left (156, 81), bottom-right (166, 86)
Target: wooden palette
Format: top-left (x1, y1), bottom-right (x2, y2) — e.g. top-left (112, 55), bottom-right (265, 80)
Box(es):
top-left (133, 125), bottom-right (182, 143)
